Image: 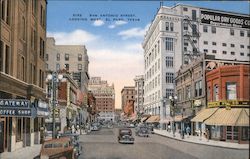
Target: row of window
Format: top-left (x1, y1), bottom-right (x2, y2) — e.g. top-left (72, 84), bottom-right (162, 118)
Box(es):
top-left (145, 90), bottom-right (161, 103)
top-left (203, 26), bottom-right (250, 37)
top-left (54, 63), bottom-right (83, 71)
top-left (145, 41), bottom-right (160, 69)
top-left (53, 53), bottom-right (84, 61)
top-left (207, 83), bottom-right (237, 101)
top-left (203, 49), bottom-right (250, 56)
top-left (203, 41), bottom-right (250, 49)
top-left (145, 74), bottom-right (160, 93)
top-left (145, 59), bottom-right (160, 80)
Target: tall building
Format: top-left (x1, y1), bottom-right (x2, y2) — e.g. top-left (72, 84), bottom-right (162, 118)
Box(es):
top-left (46, 37), bottom-right (89, 94)
top-left (142, 4), bottom-right (250, 129)
top-left (0, 0), bottom-right (48, 152)
top-left (121, 86), bottom-right (135, 116)
top-left (88, 77), bottom-right (115, 121)
top-left (134, 75), bottom-right (144, 115)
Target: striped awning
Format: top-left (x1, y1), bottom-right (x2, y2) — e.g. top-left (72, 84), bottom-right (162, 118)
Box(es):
top-left (191, 108), bottom-right (218, 122)
top-left (204, 108), bottom-right (249, 126)
top-left (146, 115), bottom-right (160, 123)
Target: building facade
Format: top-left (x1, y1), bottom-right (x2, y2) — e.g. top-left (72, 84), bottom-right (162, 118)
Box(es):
top-left (0, 0), bottom-right (48, 152)
top-left (204, 65), bottom-right (249, 144)
top-left (134, 75), bottom-right (144, 115)
top-left (88, 77), bottom-right (115, 122)
top-left (121, 86), bottom-right (135, 117)
top-left (142, 4), bottom-right (250, 129)
top-left (46, 37), bottom-right (89, 94)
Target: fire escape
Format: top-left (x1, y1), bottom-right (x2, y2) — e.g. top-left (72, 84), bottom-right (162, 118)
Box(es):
top-left (183, 15), bottom-right (200, 64)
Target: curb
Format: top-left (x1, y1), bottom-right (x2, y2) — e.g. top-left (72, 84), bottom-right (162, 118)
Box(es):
top-left (154, 132), bottom-right (249, 150)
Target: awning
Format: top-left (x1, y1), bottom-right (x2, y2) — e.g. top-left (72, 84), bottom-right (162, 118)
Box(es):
top-left (173, 115), bottom-right (189, 122)
top-left (160, 116), bottom-right (173, 123)
top-left (204, 108), bottom-right (249, 126)
top-left (141, 116), bottom-right (149, 122)
top-left (145, 115), bottom-right (160, 123)
top-left (191, 108), bottom-right (218, 122)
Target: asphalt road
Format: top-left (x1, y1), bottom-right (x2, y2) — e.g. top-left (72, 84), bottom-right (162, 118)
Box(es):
top-left (79, 127), bottom-right (249, 159)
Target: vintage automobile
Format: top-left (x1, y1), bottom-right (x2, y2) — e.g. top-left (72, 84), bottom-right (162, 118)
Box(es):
top-left (118, 128), bottom-right (135, 144)
top-left (135, 126), bottom-right (149, 137)
top-left (39, 137), bottom-right (76, 159)
top-left (59, 133), bottom-right (82, 158)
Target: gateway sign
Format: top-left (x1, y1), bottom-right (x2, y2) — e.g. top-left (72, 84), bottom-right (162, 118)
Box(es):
top-left (200, 10), bottom-right (250, 29)
top-left (0, 99), bottom-right (35, 117)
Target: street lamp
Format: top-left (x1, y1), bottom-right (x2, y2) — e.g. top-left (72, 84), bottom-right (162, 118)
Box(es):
top-left (169, 95), bottom-right (177, 137)
top-left (46, 72), bottom-right (64, 139)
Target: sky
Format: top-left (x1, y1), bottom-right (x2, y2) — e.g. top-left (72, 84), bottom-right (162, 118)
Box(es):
top-left (47, 0), bottom-right (250, 109)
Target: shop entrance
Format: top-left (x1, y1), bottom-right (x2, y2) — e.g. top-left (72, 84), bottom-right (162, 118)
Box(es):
top-left (0, 119), bottom-right (4, 153)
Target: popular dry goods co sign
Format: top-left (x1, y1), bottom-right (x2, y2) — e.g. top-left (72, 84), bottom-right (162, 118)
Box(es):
top-left (200, 10), bottom-right (250, 29)
top-left (0, 99), bottom-right (34, 117)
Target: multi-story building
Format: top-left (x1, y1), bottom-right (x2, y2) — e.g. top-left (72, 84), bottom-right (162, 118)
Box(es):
top-left (88, 77), bottom-right (115, 122)
top-left (46, 37), bottom-right (89, 94)
top-left (134, 75), bottom-right (144, 115)
top-left (192, 65), bottom-right (249, 144)
top-left (0, 0), bottom-right (48, 152)
top-left (175, 54), bottom-right (249, 134)
top-left (121, 86), bottom-right (135, 117)
top-left (142, 4), bottom-right (250, 129)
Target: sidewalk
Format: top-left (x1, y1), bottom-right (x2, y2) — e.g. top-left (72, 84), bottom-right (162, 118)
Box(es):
top-left (0, 144), bottom-right (41, 159)
top-left (154, 129), bottom-right (249, 150)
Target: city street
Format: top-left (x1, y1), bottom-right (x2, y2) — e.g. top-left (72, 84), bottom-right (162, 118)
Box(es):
top-left (79, 127), bottom-right (248, 159)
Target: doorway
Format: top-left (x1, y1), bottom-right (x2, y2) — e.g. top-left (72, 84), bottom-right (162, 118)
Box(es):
top-left (0, 119), bottom-right (5, 153)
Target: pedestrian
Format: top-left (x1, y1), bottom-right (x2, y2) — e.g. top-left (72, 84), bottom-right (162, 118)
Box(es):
top-left (167, 124), bottom-right (171, 132)
top-left (205, 128), bottom-right (210, 142)
top-left (198, 128), bottom-right (202, 140)
top-left (186, 126), bottom-right (190, 138)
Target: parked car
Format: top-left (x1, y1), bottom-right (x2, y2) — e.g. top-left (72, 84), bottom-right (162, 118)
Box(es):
top-left (39, 137), bottom-right (76, 159)
top-left (118, 128), bottom-right (135, 144)
top-left (135, 126), bottom-right (149, 137)
top-left (59, 133), bottom-right (82, 158)
top-left (127, 123), bottom-right (135, 128)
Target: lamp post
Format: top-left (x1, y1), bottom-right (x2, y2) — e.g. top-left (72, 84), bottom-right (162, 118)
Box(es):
top-left (46, 72), bottom-right (63, 139)
top-left (169, 95), bottom-right (177, 137)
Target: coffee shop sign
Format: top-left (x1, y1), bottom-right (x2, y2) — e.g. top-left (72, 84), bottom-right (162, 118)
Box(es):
top-left (0, 99), bottom-right (30, 107)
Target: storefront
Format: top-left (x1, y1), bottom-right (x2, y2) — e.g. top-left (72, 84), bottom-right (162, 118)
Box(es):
top-left (0, 99), bottom-right (36, 152)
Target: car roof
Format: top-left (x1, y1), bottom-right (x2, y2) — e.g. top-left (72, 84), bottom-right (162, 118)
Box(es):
top-left (43, 137), bottom-right (71, 144)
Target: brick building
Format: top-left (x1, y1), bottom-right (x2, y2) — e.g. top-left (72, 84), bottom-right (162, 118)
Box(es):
top-left (121, 86), bottom-right (135, 117)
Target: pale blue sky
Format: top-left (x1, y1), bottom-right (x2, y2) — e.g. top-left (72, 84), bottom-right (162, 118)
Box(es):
top-left (47, 0), bottom-right (250, 108)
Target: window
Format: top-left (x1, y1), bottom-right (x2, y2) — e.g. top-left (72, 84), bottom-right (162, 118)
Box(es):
top-left (231, 51), bottom-right (235, 55)
top-left (248, 53), bottom-right (250, 57)
top-left (192, 10), bottom-right (196, 21)
top-left (203, 49), bottom-right (208, 53)
top-left (192, 24), bottom-right (197, 35)
top-left (222, 43), bottom-right (227, 47)
top-left (186, 85), bottom-right (191, 99)
top-left (166, 57), bottom-right (173, 67)
top-left (231, 44), bottom-right (235, 47)
top-left (230, 29), bottom-right (234, 36)
top-left (78, 64), bottom-right (82, 70)
top-left (247, 31), bottom-right (250, 37)
top-left (226, 83), bottom-right (237, 100)
top-left (65, 54), bottom-right (69, 61)
top-left (184, 42), bottom-right (188, 46)
top-left (203, 41), bottom-right (208, 45)
top-left (183, 7), bottom-right (188, 11)
top-left (165, 38), bottom-right (173, 51)
top-left (18, 56), bottom-right (25, 81)
top-left (203, 26), bottom-right (208, 32)
top-left (183, 23), bottom-right (188, 30)
top-left (170, 22), bottom-right (174, 32)
top-left (16, 118), bottom-right (23, 142)
top-left (40, 38), bottom-right (45, 59)
top-left (65, 63), bottom-right (69, 70)
top-left (32, 0), bottom-right (37, 15)
top-left (212, 42), bottom-right (216, 46)
top-left (21, 17), bottom-right (26, 40)
top-left (57, 53), bottom-right (60, 61)
top-left (0, 40), bottom-right (2, 71)
top-left (78, 54), bottom-right (82, 61)
top-left (184, 47), bottom-right (187, 52)
top-left (212, 50), bottom-right (217, 54)
top-left (5, 45), bottom-right (10, 74)
top-left (240, 52), bottom-right (244, 56)
top-left (213, 84), bottom-right (219, 101)
top-left (45, 54), bottom-right (48, 61)
top-left (240, 31), bottom-right (244, 37)
top-left (166, 73), bottom-right (174, 83)
top-left (56, 63), bottom-right (60, 71)
top-left (166, 22), bottom-right (169, 31)
top-left (240, 45), bottom-right (244, 49)
top-left (211, 26), bottom-right (216, 33)
top-left (222, 51), bottom-right (227, 54)
top-left (166, 89), bottom-right (174, 99)
top-left (195, 80), bottom-right (202, 97)
top-left (1, 0), bottom-right (10, 24)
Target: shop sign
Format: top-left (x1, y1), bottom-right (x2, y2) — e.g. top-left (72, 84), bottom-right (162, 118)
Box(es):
top-left (0, 99), bottom-right (35, 117)
top-left (36, 100), bottom-right (50, 117)
top-left (0, 108), bottom-right (34, 117)
top-left (194, 100), bottom-right (202, 107)
top-left (208, 100), bottom-right (250, 108)
top-left (200, 10), bottom-right (250, 29)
